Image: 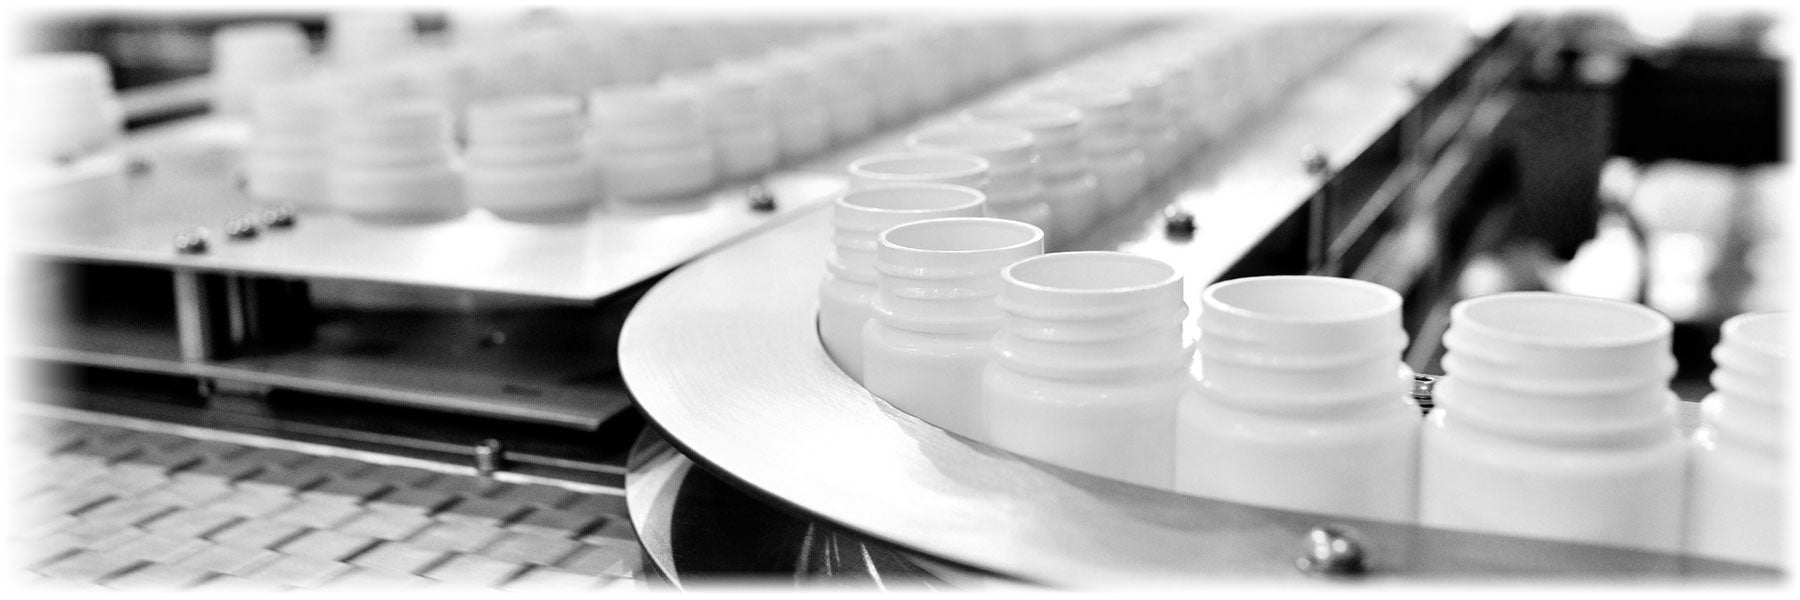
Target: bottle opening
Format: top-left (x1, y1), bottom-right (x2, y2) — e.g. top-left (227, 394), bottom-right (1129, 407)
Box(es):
top-left (1006, 251), bottom-right (1177, 293)
top-left (1454, 292), bottom-right (1670, 348)
top-left (882, 217), bottom-right (1042, 254)
top-left (1206, 276), bottom-right (1399, 324)
top-left (961, 101), bottom-right (1082, 130)
top-left (849, 153), bottom-right (988, 179)
top-left (906, 125), bottom-right (1034, 155)
top-left (839, 184), bottom-right (985, 214)
top-left (1725, 311), bottom-right (1789, 351)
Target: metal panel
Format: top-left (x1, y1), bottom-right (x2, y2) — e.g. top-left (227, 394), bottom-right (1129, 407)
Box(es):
top-left (13, 117), bottom-right (847, 304)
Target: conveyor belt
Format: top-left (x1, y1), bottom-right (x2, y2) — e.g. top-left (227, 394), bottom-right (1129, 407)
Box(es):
top-left (16, 414), bottom-right (641, 590)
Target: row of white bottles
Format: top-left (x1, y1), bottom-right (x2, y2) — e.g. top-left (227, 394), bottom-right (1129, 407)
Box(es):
top-left (232, 14), bottom-right (1144, 222)
top-left (825, 225), bottom-right (1788, 562)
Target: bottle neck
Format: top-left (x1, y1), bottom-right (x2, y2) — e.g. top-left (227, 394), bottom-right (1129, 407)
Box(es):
top-left (991, 283), bottom-right (1189, 382)
top-left (1701, 323), bottom-right (1787, 457)
top-left (1435, 326), bottom-right (1680, 449)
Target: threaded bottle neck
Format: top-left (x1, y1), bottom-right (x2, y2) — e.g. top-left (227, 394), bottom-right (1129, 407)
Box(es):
top-left (1197, 276), bottom-right (1409, 418)
top-left (1435, 292), bottom-right (1679, 448)
top-left (1702, 311), bottom-right (1789, 457)
top-left (826, 184), bottom-right (986, 285)
top-left (991, 251), bottom-right (1188, 382)
top-left (870, 218), bottom-right (1043, 335)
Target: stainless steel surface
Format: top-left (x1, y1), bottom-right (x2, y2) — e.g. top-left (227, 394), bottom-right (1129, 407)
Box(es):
top-left (15, 117), bottom-right (848, 303)
top-left (617, 18), bottom-right (1776, 584)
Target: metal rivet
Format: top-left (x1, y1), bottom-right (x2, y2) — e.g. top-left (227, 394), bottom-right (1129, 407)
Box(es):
top-left (1297, 525), bottom-right (1368, 577)
top-left (1411, 373), bottom-right (1439, 414)
top-left (748, 184), bottom-right (778, 212)
top-left (225, 218), bottom-right (260, 240)
top-left (474, 438), bottom-right (506, 476)
top-left (174, 230), bottom-right (211, 254)
top-left (1302, 145), bottom-right (1332, 177)
top-left (1163, 208), bottom-right (1197, 239)
top-left (260, 205), bottom-right (297, 229)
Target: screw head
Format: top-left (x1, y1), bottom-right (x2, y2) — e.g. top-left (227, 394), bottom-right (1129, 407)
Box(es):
top-left (1163, 208), bottom-right (1197, 239)
top-left (747, 184), bottom-right (778, 212)
top-left (174, 229), bottom-right (211, 254)
top-left (225, 217), bottom-right (261, 240)
top-left (1297, 525), bottom-right (1368, 577)
top-left (1302, 146), bottom-right (1332, 177)
top-left (474, 438), bottom-right (506, 476)
top-left (260, 205), bottom-right (297, 229)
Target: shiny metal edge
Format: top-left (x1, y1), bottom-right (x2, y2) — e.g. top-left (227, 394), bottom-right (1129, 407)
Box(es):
top-left (616, 19), bottom-right (1778, 585)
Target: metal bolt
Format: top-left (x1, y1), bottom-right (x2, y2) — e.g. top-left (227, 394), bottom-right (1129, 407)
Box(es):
top-left (174, 229), bottom-right (211, 254)
top-left (225, 217), bottom-right (260, 240)
top-left (260, 205), bottom-right (297, 229)
top-left (747, 184), bottom-right (778, 212)
top-left (1302, 146), bottom-right (1332, 177)
top-left (474, 438), bottom-right (506, 476)
top-left (1296, 524), bottom-right (1368, 577)
top-left (1411, 373), bottom-right (1439, 414)
top-left (1163, 208), bottom-right (1197, 239)
top-left (1403, 74), bottom-right (1430, 96)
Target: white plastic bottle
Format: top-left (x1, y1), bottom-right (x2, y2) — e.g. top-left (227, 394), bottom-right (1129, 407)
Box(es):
top-left (904, 124), bottom-right (1054, 245)
top-left (6, 53), bottom-right (124, 163)
top-left (662, 70), bottom-right (780, 181)
top-left (326, 100), bottom-right (466, 223)
top-left (587, 85), bottom-right (716, 209)
top-left (328, 10), bottom-right (418, 65)
top-left (1176, 275), bottom-right (1419, 522)
top-left (1419, 292), bottom-right (1685, 552)
top-left (1023, 82), bottom-right (1146, 209)
top-left (846, 152), bottom-right (989, 190)
top-left (720, 55), bottom-right (831, 162)
top-left (463, 95), bottom-right (599, 222)
top-left (1058, 62), bottom-right (1179, 178)
top-left (246, 82), bottom-right (331, 209)
top-left (865, 218), bottom-right (1044, 441)
top-left (983, 251), bottom-right (1188, 488)
top-left (961, 102), bottom-right (1101, 243)
top-left (210, 22), bottom-right (313, 116)
top-left (819, 184), bottom-right (987, 383)
top-left (803, 44), bottom-right (877, 142)
top-left (1685, 311), bottom-right (1788, 567)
